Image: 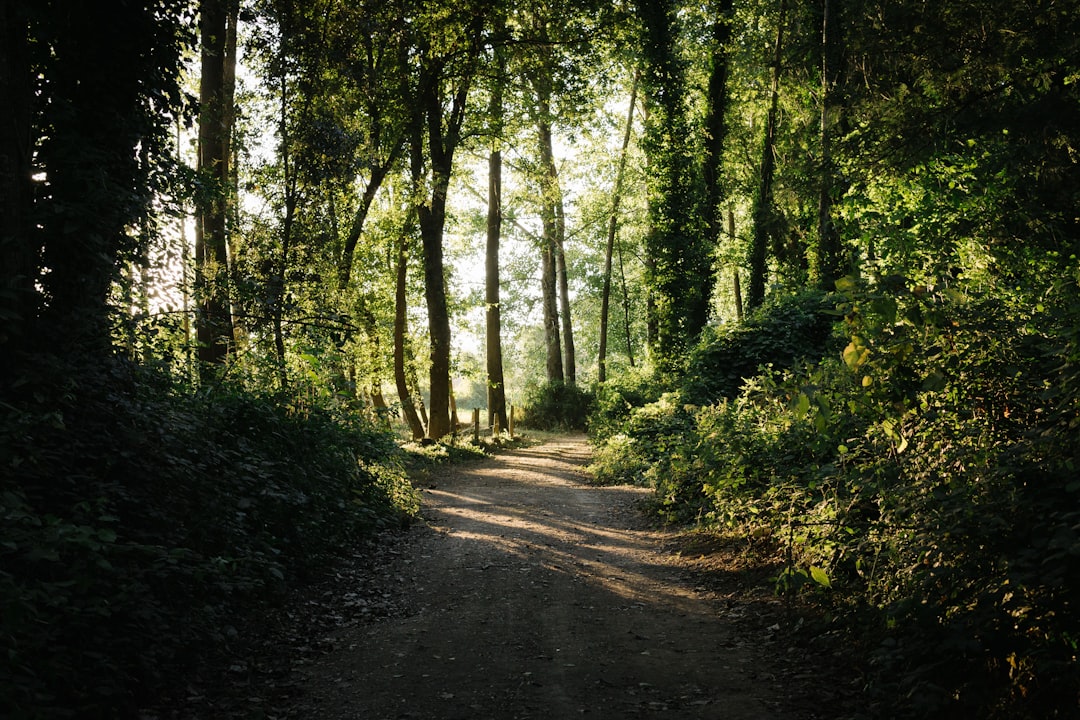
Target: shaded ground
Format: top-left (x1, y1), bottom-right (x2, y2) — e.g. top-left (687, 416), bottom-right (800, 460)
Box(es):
top-left (270, 434), bottom-right (858, 719)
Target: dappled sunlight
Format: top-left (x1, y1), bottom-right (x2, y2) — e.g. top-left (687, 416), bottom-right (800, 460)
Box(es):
top-left (420, 480), bottom-right (700, 610)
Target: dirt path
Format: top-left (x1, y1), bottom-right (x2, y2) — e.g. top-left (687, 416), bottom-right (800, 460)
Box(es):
top-left (285, 435), bottom-right (829, 719)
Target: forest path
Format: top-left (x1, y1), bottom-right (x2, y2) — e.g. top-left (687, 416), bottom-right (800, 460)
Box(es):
top-left (284, 434), bottom-right (833, 719)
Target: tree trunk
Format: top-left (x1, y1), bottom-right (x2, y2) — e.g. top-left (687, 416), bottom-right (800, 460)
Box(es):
top-left (816, 0), bottom-right (843, 289)
top-left (195, 0), bottom-right (236, 376)
top-left (0, 3), bottom-right (35, 354)
top-left (555, 233), bottom-right (575, 385)
top-left (337, 138), bottom-right (406, 289)
top-left (618, 238), bottom-right (636, 369)
top-left (411, 13), bottom-right (481, 439)
top-left (748, 0), bottom-right (788, 311)
top-left (703, 0), bottom-right (734, 260)
top-left (485, 48), bottom-right (509, 432)
top-left (538, 111), bottom-right (564, 384)
top-left (394, 227), bottom-right (426, 440)
top-left (730, 209), bottom-right (744, 321)
top-left (542, 236), bottom-right (564, 383)
top-left (272, 62), bottom-right (296, 392)
top-left (599, 73), bottom-right (638, 384)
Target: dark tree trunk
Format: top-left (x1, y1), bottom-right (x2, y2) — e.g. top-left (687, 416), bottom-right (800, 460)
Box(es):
top-left (748, 0), bottom-right (788, 311)
top-left (0, 3), bottom-right (35, 354)
top-left (703, 0), bottom-right (734, 264)
top-left (541, 237), bottom-right (564, 383)
top-left (599, 74), bottom-right (638, 384)
top-left (394, 227), bottom-right (426, 440)
top-left (485, 48), bottom-right (509, 432)
top-left (195, 0), bottom-right (236, 375)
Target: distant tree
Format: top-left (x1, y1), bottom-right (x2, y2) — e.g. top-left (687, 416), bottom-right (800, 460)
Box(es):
top-left (195, 0), bottom-right (238, 375)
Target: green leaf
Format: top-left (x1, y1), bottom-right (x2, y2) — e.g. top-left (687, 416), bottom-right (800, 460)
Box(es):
top-left (809, 565), bottom-right (832, 588)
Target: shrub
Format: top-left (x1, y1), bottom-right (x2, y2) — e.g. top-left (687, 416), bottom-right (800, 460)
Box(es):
top-left (682, 287), bottom-right (841, 405)
top-left (519, 380), bottom-right (594, 431)
top-left (0, 357), bottom-right (419, 718)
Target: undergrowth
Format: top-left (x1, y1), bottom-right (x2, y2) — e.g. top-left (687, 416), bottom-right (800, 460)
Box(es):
top-left (0, 357), bottom-right (419, 719)
top-left (588, 279), bottom-right (1080, 719)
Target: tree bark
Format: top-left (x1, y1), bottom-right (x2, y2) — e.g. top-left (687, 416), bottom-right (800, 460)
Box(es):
top-left (195, 0), bottom-right (236, 375)
top-left (703, 0), bottom-right (734, 263)
top-left (394, 226), bottom-right (426, 440)
top-left (599, 73), bottom-right (638, 384)
top-left (485, 48), bottom-right (509, 432)
top-left (748, 0), bottom-right (788, 311)
top-left (538, 111), bottom-right (564, 384)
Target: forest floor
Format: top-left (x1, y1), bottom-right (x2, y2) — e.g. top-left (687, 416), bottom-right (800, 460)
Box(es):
top-left (163, 434), bottom-right (865, 719)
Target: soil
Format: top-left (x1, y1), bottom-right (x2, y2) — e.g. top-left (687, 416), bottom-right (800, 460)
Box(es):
top-left (163, 434), bottom-right (863, 719)
top-left (275, 434), bottom-right (860, 720)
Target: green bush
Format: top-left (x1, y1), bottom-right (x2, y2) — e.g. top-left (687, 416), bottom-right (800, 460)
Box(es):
top-left (588, 366), bottom-right (667, 442)
top-left (682, 287), bottom-right (841, 405)
top-left (519, 380), bottom-right (594, 431)
top-left (609, 276), bottom-right (1080, 718)
top-left (0, 357), bottom-right (419, 719)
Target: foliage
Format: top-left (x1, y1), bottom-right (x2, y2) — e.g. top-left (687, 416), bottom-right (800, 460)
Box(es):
top-left (0, 358), bottom-right (418, 718)
top-left (599, 274), bottom-right (1080, 718)
top-left (682, 288), bottom-right (840, 405)
top-left (519, 381), bottom-right (594, 431)
top-left (588, 365), bottom-right (668, 442)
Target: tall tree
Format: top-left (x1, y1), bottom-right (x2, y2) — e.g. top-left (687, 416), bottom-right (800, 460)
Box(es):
top-left (410, 3), bottom-right (487, 439)
top-left (485, 38), bottom-right (510, 432)
top-left (536, 57), bottom-right (566, 384)
top-left (701, 0), bottom-right (734, 265)
top-left (747, 0), bottom-right (787, 311)
top-left (395, 207), bottom-right (426, 440)
top-left (635, 0), bottom-right (710, 371)
top-left (195, 0), bottom-right (238, 374)
top-left (599, 73), bottom-right (638, 384)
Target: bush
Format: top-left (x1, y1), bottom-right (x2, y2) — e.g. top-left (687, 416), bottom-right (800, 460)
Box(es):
top-left (0, 357), bottom-right (419, 719)
top-left (519, 381), bottom-right (594, 431)
top-left (682, 287), bottom-right (841, 405)
top-left (607, 276), bottom-right (1080, 718)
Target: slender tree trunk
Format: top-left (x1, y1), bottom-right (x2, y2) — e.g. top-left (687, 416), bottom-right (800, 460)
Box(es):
top-left (703, 0), bottom-right (734, 257)
top-left (272, 65), bottom-right (296, 392)
top-left (0, 4), bottom-right (35, 353)
top-left (599, 74), bottom-right (638, 384)
top-left (816, 0), bottom-right (843, 289)
top-left (394, 226), bottom-right (426, 440)
top-left (730, 209), bottom-right (744, 321)
top-left (748, 0), bottom-right (788, 311)
top-left (337, 138), bottom-right (406, 289)
top-left (485, 48), bottom-right (509, 432)
top-left (618, 239), bottom-right (636, 368)
top-left (538, 107), bottom-right (564, 384)
top-left (195, 0), bottom-right (236, 376)
top-left (555, 231), bottom-right (575, 385)
top-left (541, 237), bottom-right (564, 383)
